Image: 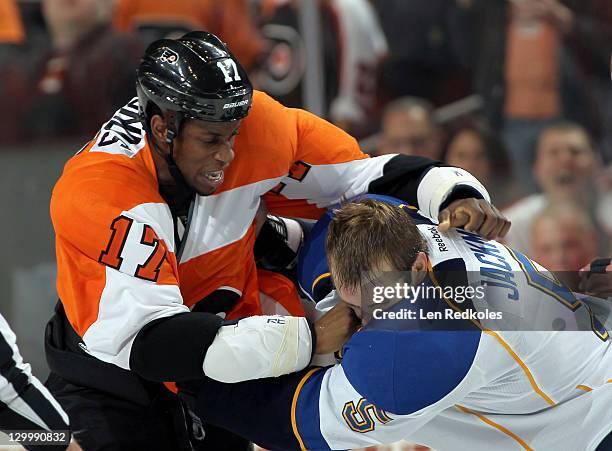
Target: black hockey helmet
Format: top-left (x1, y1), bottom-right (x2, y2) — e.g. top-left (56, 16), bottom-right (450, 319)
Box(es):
top-left (136, 30), bottom-right (253, 135)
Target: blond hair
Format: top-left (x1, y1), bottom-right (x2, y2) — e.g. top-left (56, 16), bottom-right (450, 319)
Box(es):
top-left (325, 199), bottom-right (426, 291)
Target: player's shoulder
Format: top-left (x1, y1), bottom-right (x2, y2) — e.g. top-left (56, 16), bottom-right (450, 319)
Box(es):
top-left (341, 328), bottom-right (481, 414)
top-left (245, 90), bottom-right (284, 119)
top-left (251, 89), bottom-right (282, 108)
top-left (52, 139), bottom-right (163, 233)
top-left (243, 90), bottom-right (294, 130)
top-left (234, 90), bottom-right (301, 163)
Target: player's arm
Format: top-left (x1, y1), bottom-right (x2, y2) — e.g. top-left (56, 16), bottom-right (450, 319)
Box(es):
top-left (50, 180), bottom-right (314, 384)
top-left (262, 95), bottom-right (508, 239)
top-left (0, 315), bottom-right (76, 451)
top-left (195, 329), bottom-right (483, 450)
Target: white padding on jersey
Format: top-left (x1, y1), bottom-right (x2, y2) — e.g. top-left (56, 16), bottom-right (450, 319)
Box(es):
top-left (278, 154), bottom-right (395, 208)
top-left (83, 268), bottom-right (189, 369)
top-left (417, 167), bottom-right (490, 219)
top-left (124, 202), bottom-right (176, 253)
top-left (203, 316), bottom-right (312, 383)
top-left (180, 178), bottom-right (281, 263)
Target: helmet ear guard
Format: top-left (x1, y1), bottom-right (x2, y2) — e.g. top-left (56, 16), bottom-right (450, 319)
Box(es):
top-left (163, 110), bottom-right (181, 145)
top-left (160, 110), bottom-right (188, 186)
top-left (165, 129), bottom-right (175, 145)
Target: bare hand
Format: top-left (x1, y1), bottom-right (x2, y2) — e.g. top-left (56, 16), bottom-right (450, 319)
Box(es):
top-left (438, 198), bottom-right (511, 240)
top-left (314, 302), bottom-right (360, 354)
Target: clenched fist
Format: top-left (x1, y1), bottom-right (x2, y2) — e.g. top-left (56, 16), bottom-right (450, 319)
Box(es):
top-left (438, 198), bottom-right (511, 240)
top-left (314, 302), bottom-right (360, 354)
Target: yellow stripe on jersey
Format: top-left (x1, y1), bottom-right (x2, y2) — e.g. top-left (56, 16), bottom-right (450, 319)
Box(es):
top-left (485, 330), bottom-right (556, 406)
top-left (291, 368), bottom-right (323, 451)
top-left (428, 263), bottom-right (556, 407)
top-left (577, 379), bottom-right (612, 390)
top-left (312, 272), bottom-right (331, 293)
top-left (455, 405), bottom-right (533, 450)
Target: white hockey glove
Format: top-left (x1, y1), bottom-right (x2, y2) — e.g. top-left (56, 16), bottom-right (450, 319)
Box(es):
top-left (203, 315), bottom-right (313, 383)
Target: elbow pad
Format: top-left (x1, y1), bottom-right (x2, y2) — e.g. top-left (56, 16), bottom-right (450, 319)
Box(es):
top-left (417, 167), bottom-right (490, 219)
top-left (203, 316), bottom-right (313, 383)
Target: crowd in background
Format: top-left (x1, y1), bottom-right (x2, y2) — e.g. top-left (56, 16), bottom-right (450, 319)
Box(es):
top-left (1, 0), bottom-right (611, 266)
top-left (0, 0), bottom-right (611, 448)
top-left (1, 0), bottom-right (611, 346)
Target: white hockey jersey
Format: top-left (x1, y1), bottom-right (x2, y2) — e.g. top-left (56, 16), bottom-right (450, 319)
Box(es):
top-left (196, 194), bottom-right (612, 451)
top-left (290, 194), bottom-right (612, 451)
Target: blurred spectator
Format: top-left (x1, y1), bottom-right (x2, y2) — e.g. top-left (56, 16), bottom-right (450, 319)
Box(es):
top-left (376, 97), bottom-right (441, 159)
top-left (324, 0), bottom-right (388, 135)
top-left (0, 0), bottom-right (143, 146)
top-left (113, 0), bottom-right (265, 72)
top-left (531, 203), bottom-right (599, 289)
top-left (503, 121), bottom-right (612, 254)
top-left (0, 0), bottom-right (25, 44)
top-left (441, 120), bottom-right (515, 206)
top-left (472, 0), bottom-right (612, 194)
top-left (257, 0), bottom-right (387, 138)
top-left (372, 0), bottom-right (474, 106)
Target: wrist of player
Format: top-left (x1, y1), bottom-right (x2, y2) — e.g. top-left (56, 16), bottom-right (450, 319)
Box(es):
top-left (417, 166), bottom-right (490, 219)
top-left (203, 315), bottom-right (313, 383)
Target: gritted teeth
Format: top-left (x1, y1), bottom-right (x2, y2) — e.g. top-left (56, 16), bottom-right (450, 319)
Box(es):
top-left (204, 170), bottom-right (223, 181)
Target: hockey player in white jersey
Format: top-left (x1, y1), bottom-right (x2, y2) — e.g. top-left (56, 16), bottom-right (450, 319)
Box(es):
top-left (194, 195), bottom-right (612, 451)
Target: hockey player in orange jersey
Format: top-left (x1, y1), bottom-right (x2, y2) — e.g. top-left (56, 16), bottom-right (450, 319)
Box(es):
top-left (45, 31), bottom-right (510, 450)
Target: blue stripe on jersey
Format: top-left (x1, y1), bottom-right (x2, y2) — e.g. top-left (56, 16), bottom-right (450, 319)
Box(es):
top-left (295, 369), bottom-right (333, 451)
top-left (341, 329), bottom-right (481, 415)
top-left (297, 194), bottom-right (435, 300)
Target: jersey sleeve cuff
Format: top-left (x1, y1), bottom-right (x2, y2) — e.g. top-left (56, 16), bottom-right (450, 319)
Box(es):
top-left (417, 167), bottom-right (490, 219)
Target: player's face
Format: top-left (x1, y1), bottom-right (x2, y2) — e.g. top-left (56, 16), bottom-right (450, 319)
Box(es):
top-left (173, 120), bottom-right (241, 196)
top-left (337, 286), bottom-right (362, 320)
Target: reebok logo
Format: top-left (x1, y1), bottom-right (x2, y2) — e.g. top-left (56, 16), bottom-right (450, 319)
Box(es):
top-left (427, 226), bottom-right (448, 252)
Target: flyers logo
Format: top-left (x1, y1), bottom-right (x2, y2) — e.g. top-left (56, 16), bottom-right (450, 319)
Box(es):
top-left (159, 48), bottom-right (179, 64)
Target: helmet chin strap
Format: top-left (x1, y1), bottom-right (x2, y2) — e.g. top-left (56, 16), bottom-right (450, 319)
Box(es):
top-left (163, 111), bottom-right (191, 188)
